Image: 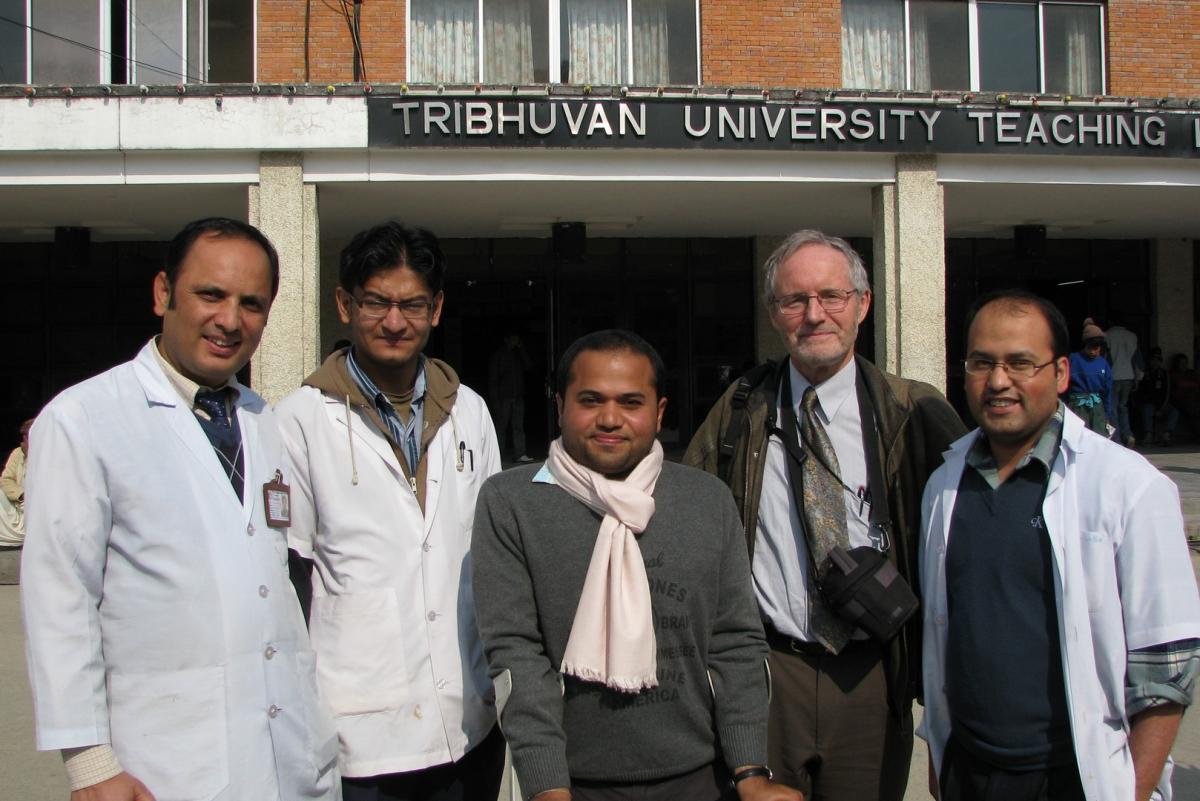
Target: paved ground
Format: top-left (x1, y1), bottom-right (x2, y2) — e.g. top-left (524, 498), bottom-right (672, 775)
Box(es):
top-left (3, 446), bottom-right (1200, 800)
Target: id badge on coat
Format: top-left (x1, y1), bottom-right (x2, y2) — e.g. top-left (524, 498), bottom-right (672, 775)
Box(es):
top-left (262, 469), bottom-right (291, 527)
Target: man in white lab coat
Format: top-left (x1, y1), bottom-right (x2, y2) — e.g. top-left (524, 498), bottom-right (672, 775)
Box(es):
top-left (275, 221), bottom-right (503, 801)
top-left (919, 289), bottom-right (1200, 801)
top-left (22, 218), bottom-right (339, 801)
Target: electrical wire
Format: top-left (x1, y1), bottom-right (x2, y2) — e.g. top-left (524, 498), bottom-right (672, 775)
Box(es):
top-left (0, 13), bottom-right (202, 82)
top-left (335, 0), bottom-right (367, 83)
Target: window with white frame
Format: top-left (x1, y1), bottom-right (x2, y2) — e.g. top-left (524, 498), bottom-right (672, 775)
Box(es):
top-left (841, 0), bottom-right (1104, 95)
top-left (0, 0), bottom-right (253, 85)
top-left (408, 0), bottom-right (699, 85)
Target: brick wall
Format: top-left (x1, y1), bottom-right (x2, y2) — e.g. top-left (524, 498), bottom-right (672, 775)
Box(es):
top-left (259, 0), bottom-right (406, 84)
top-left (700, 0), bottom-right (841, 88)
top-left (1107, 1), bottom-right (1200, 97)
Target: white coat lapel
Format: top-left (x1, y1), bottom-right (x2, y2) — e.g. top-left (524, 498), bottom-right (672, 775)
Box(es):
top-left (1042, 413), bottom-right (1082, 577)
top-left (134, 347), bottom-right (241, 504)
top-left (938, 433), bottom-right (974, 548)
top-left (236, 400), bottom-right (259, 526)
top-left (325, 398), bottom-right (406, 479)
top-left (423, 428), bottom-right (444, 535)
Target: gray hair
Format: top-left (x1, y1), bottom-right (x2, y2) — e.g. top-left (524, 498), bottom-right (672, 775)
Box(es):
top-left (762, 230), bottom-right (870, 306)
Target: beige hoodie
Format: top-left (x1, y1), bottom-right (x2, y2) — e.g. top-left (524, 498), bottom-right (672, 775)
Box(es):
top-left (302, 347), bottom-right (460, 513)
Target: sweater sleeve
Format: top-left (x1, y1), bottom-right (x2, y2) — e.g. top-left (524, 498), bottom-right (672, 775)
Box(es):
top-left (0, 448), bottom-right (23, 503)
top-left (706, 488), bottom-right (770, 771)
top-left (471, 479), bottom-right (571, 799)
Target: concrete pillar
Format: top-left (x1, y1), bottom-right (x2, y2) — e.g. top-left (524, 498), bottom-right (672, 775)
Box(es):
top-left (1153, 238), bottom-right (1195, 364)
top-left (871, 155), bottom-right (947, 392)
top-left (753, 235), bottom-right (788, 364)
top-left (248, 152), bottom-right (321, 403)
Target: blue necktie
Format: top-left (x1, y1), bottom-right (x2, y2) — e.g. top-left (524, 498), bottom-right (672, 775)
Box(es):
top-left (195, 389), bottom-right (244, 501)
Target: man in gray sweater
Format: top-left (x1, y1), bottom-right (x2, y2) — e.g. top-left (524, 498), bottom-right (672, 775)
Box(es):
top-left (472, 330), bottom-right (801, 801)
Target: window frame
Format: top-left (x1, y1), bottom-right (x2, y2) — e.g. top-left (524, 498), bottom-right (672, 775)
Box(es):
top-left (889, 0), bottom-right (1106, 94)
top-left (406, 0), bottom-right (702, 85)
top-left (12, 0), bottom-right (255, 84)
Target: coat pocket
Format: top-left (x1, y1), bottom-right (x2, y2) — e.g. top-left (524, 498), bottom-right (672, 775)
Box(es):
top-left (108, 666), bottom-right (229, 801)
top-left (311, 589), bottom-right (409, 716)
top-left (1080, 529), bottom-right (1117, 613)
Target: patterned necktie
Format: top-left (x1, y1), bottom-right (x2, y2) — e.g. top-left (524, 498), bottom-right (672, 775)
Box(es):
top-left (195, 388), bottom-right (244, 501)
top-left (799, 386), bottom-right (855, 653)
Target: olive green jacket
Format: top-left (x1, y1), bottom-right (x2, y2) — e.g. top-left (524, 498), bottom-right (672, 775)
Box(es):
top-left (683, 355), bottom-right (966, 714)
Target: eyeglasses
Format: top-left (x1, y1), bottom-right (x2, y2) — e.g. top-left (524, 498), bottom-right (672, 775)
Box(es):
top-left (963, 358), bottom-right (1056, 380)
top-left (769, 288), bottom-right (859, 316)
top-left (350, 294), bottom-right (435, 322)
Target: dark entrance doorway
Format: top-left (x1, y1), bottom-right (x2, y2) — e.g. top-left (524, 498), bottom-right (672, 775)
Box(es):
top-left (430, 236), bottom-right (755, 460)
top-left (943, 237), bottom-right (1151, 417)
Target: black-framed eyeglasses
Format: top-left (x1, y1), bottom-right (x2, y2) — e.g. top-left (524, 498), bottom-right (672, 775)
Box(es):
top-left (350, 294), bottom-right (435, 322)
top-left (769, 288), bottom-right (860, 316)
top-left (963, 357), bottom-right (1056, 380)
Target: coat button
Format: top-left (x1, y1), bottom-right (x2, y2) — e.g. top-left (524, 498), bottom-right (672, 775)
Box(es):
top-left (268, 705), bottom-right (281, 718)
top-left (423, 542), bottom-right (432, 552)
top-left (247, 524), bottom-right (255, 536)
top-left (259, 585), bottom-right (269, 598)
top-left (427, 610), bottom-right (438, 622)
top-left (437, 679), bottom-right (448, 690)
top-left (264, 645), bottom-right (277, 660)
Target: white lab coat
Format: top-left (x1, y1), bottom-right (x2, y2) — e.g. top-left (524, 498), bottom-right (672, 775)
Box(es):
top-left (22, 341), bottom-right (339, 801)
top-left (275, 380), bottom-right (500, 778)
top-left (918, 410), bottom-right (1200, 801)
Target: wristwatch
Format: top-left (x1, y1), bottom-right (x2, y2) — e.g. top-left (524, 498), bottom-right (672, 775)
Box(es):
top-left (731, 765), bottom-right (774, 786)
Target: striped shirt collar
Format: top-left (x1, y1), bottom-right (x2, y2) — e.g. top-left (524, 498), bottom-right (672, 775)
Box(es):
top-left (345, 348), bottom-right (426, 472)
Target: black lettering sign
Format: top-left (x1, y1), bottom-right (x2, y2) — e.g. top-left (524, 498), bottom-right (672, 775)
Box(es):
top-left (367, 96), bottom-right (1200, 158)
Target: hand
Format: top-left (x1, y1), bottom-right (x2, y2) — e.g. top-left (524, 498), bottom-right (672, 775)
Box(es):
top-left (70, 772), bottom-right (156, 801)
top-left (735, 775), bottom-right (804, 801)
top-left (531, 790), bottom-right (571, 801)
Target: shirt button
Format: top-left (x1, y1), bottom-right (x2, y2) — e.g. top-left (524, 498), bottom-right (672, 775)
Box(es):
top-left (427, 611), bottom-right (438, 622)
top-left (268, 705), bottom-right (281, 718)
top-left (259, 585), bottom-right (270, 598)
top-left (247, 524), bottom-right (255, 536)
top-left (264, 645), bottom-right (277, 660)
top-left (413, 704), bottom-right (423, 719)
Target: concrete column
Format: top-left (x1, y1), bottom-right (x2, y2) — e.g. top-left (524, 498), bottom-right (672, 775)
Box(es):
top-left (1153, 238), bottom-right (1195, 364)
top-left (247, 152), bottom-right (321, 403)
top-left (753, 235), bottom-right (787, 364)
top-left (871, 155), bottom-right (947, 392)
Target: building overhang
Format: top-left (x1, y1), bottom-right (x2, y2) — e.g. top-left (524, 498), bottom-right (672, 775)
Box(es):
top-left (0, 85), bottom-right (1198, 243)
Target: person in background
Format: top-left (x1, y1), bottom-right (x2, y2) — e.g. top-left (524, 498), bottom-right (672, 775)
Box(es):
top-left (489, 332), bottom-right (535, 463)
top-left (1104, 311), bottom-right (1140, 447)
top-left (1169, 354), bottom-right (1200, 442)
top-left (1137, 347), bottom-right (1177, 445)
top-left (0, 417), bottom-right (32, 546)
top-left (1065, 318), bottom-right (1114, 437)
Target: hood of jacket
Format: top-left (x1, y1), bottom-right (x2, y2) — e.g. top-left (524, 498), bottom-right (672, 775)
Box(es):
top-left (303, 347), bottom-right (461, 449)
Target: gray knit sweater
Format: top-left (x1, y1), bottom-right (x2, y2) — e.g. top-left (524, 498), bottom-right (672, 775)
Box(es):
top-left (471, 460), bottom-right (769, 799)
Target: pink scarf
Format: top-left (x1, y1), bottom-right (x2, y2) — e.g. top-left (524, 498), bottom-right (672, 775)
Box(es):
top-left (546, 437), bottom-right (662, 693)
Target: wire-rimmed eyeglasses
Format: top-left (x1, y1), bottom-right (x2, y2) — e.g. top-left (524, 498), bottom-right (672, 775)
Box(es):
top-left (769, 288), bottom-right (859, 316)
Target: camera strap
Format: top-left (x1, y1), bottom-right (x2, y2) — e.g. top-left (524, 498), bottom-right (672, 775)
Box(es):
top-left (769, 362), bottom-right (893, 575)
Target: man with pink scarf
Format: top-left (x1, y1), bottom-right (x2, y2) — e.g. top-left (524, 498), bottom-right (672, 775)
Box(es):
top-left (473, 330), bottom-right (801, 801)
